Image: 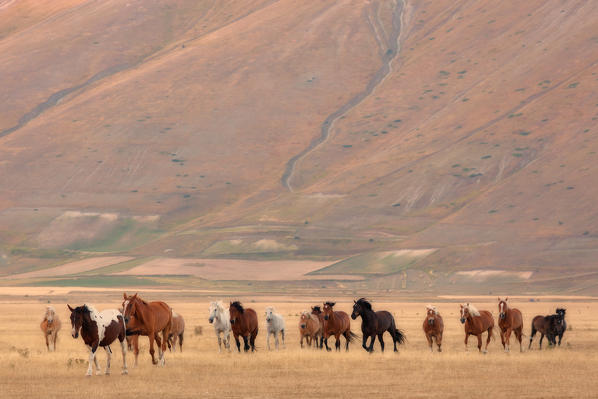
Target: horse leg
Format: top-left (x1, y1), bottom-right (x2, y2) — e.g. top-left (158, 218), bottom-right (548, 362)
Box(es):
top-left (154, 333), bottom-right (165, 366)
top-left (266, 331), bottom-right (271, 351)
top-left (515, 328), bottom-right (523, 352)
top-left (104, 346), bottom-right (112, 375)
top-left (335, 333), bottom-right (341, 351)
top-left (558, 332), bottom-right (563, 346)
top-left (426, 333), bottom-right (433, 352)
top-left (483, 328), bottom-right (492, 353)
top-left (225, 331), bottom-right (231, 352)
top-left (45, 333), bottom-right (50, 352)
top-left (539, 333), bottom-right (544, 350)
top-left (275, 331), bottom-right (280, 350)
top-left (218, 332), bottom-right (222, 352)
top-left (119, 338), bottom-right (129, 375)
top-left (377, 333), bottom-right (384, 352)
top-left (500, 328), bottom-right (506, 350)
top-left (476, 334), bottom-right (483, 352)
top-left (437, 333), bottom-right (443, 352)
top-left (281, 329), bottom-right (285, 349)
top-left (250, 331), bottom-right (257, 352)
top-left (529, 325), bottom-right (536, 349)
top-left (323, 335), bottom-right (331, 352)
top-left (242, 335), bottom-right (249, 352)
top-left (464, 332), bottom-right (470, 351)
top-left (362, 334), bottom-right (369, 351)
top-left (133, 337), bottom-right (139, 367)
top-left (148, 333), bottom-right (157, 364)
top-left (504, 328), bottom-right (512, 353)
top-left (86, 345), bottom-right (97, 376)
top-left (234, 333), bottom-right (241, 352)
top-left (52, 331), bottom-right (58, 351)
top-left (300, 333), bottom-right (304, 348)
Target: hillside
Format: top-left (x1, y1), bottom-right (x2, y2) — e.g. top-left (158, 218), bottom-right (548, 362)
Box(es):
top-left (1, 0), bottom-right (597, 293)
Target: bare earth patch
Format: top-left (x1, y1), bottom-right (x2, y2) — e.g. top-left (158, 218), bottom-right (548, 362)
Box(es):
top-left (114, 258), bottom-right (338, 280)
top-left (7, 256), bottom-right (133, 279)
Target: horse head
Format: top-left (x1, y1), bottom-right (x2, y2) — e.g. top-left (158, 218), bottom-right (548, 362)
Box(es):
top-left (555, 308), bottom-right (566, 326)
top-left (459, 304), bottom-right (468, 324)
top-left (45, 306), bottom-right (55, 324)
top-left (67, 304), bottom-right (86, 339)
top-left (300, 311), bottom-right (311, 329)
top-left (498, 297), bottom-right (509, 320)
top-left (323, 302), bottom-right (335, 320)
top-left (209, 301), bottom-right (222, 324)
top-left (122, 292), bottom-right (140, 328)
top-left (265, 307), bottom-right (275, 323)
top-left (311, 306), bottom-right (322, 315)
top-left (426, 305), bottom-right (437, 325)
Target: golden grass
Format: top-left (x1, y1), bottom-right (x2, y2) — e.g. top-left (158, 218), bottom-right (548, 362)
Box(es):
top-left (1, 300), bottom-right (597, 398)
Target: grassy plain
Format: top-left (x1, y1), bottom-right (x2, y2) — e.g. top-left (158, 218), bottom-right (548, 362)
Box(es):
top-left (1, 295), bottom-right (597, 398)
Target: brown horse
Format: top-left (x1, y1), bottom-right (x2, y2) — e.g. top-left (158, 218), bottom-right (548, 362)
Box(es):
top-left (122, 293), bottom-right (172, 365)
top-left (167, 311), bottom-right (185, 352)
top-left (322, 302), bottom-right (356, 351)
top-left (229, 301), bottom-right (258, 352)
top-left (40, 306), bottom-right (61, 352)
top-left (422, 305), bottom-right (443, 352)
top-left (460, 303), bottom-right (495, 353)
top-left (497, 297), bottom-right (523, 352)
top-left (529, 311), bottom-right (564, 349)
top-left (299, 311), bottom-right (321, 348)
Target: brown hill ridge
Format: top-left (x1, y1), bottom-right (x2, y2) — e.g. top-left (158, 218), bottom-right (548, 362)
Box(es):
top-left (0, 0), bottom-right (597, 293)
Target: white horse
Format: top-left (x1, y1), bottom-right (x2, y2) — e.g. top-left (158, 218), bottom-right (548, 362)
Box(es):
top-left (265, 307), bottom-right (285, 350)
top-left (209, 301), bottom-right (231, 352)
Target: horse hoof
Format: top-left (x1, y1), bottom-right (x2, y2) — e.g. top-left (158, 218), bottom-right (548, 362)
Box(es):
top-left (121, 370), bottom-right (128, 375)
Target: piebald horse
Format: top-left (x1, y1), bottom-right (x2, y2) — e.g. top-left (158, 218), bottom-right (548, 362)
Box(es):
top-left (497, 297), bottom-right (523, 352)
top-left (422, 305), bottom-right (443, 352)
top-left (41, 306), bottom-right (61, 352)
top-left (460, 303), bottom-right (495, 353)
top-left (68, 304), bottom-right (128, 376)
top-left (122, 293), bottom-right (172, 366)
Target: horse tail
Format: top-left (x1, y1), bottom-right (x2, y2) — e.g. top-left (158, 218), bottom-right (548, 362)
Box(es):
top-left (179, 331), bottom-right (184, 351)
top-left (347, 331), bottom-right (359, 343)
top-left (394, 328), bottom-right (407, 345)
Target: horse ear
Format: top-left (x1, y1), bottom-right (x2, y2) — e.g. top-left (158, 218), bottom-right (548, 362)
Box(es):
top-left (67, 304), bottom-right (74, 312)
top-left (505, 297), bottom-right (508, 301)
top-left (133, 292), bottom-right (138, 298)
top-left (497, 297), bottom-right (500, 302)
top-left (123, 292), bottom-right (128, 299)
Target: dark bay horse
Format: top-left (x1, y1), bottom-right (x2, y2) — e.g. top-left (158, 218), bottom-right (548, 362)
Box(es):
top-left (322, 302), bottom-right (356, 351)
top-left (422, 305), bottom-right (443, 352)
top-left (229, 301), bottom-right (258, 352)
top-left (497, 297), bottom-right (524, 352)
top-left (122, 293), bottom-right (172, 365)
top-left (460, 303), bottom-right (495, 353)
top-left (68, 304), bottom-right (128, 376)
top-left (529, 308), bottom-right (566, 349)
top-left (351, 298), bottom-right (405, 352)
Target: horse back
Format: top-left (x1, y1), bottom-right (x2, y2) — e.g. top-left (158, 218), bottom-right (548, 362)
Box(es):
top-left (509, 308), bottom-right (523, 329)
top-left (334, 311), bottom-right (351, 333)
top-left (245, 308), bottom-right (259, 334)
top-left (531, 315), bottom-right (546, 333)
top-left (148, 301), bottom-right (172, 331)
top-left (374, 310), bottom-right (394, 331)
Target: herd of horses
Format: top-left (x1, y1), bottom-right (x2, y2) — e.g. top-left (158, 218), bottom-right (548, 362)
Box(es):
top-left (38, 295), bottom-right (568, 376)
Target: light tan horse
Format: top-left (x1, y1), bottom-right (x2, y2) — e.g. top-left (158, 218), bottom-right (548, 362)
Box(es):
top-left (40, 306), bottom-right (61, 351)
top-left (167, 311), bottom-right (185, 352)
top-left (298, 311), bottom-right (321, 348)
top-left (422, 305), bottom-right (443, 352)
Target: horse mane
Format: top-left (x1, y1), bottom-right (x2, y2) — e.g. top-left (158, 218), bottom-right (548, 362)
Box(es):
top-left (265, 306), bottom-right (275, 313)
top-left (83, 304), bottom-right (99, 318)
top-left (426, 305), bottom-right (438, 315)
top-left (301, 310), bottom-right (312, 319)
top-left (356, 298), bottom-right (372, 310)
top-left (230, 301), bottom-right (244, 313)
top-left (465, 303), bottom-right (480, 317)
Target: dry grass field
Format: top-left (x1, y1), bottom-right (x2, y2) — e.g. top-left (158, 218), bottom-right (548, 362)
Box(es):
top-left (1, 296), bottom-right (597, 398)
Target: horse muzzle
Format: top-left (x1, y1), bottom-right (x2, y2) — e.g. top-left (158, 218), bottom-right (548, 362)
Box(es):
top-left (230, 319), bottom-right (235, 325)
top-left (209, 317), bottom-right (214, 324)
top-left (324, 315), bottom-right (329, 320)
top-left (460, 318), bottom-right (465, 324)
top-left (499, 313), bottom-right (505, 320)
top-left (428, 319), bottom-right (434, 325)
top-left (350, 313), bottom-right (357, 320)
top-left (300, 324), bottom-right (306, 329)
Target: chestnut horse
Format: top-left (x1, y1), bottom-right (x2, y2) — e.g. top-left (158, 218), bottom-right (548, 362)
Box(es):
top-left (311, 306), bottom-right (325, 349)
top-left (351, 298), bottom-right (405, 352)
top-left (322, 302), bottom-right (356, 351)
top-left (167, 311), bottom-right (185, 352)
top-left (299, 311), bottom-right (321, 348)
top-left (122, 293), bottom-right (172, 366)
top-left (460, 303), bottom-right (495, 353)
top-left (41, 306), bottom-right (61, 352)
top-left (497, 297), bottom-right (523, 352)
top-left (229, 301), bottom-right (258, 352)
top-left (422, 305), bottom-right (443, 352)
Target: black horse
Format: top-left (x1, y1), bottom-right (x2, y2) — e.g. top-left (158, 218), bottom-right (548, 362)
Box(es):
top-left (351, 298), bottom-right (406, 352)
top-left (529, 309), bottom-right (566, 349)
top-left (554, 308), bottom-right (567, 346)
